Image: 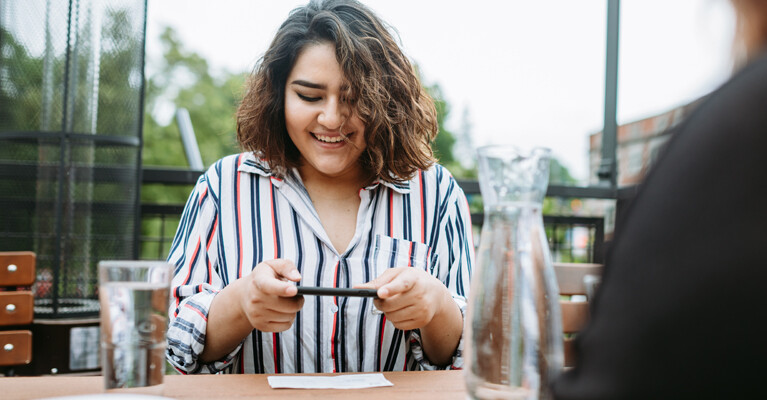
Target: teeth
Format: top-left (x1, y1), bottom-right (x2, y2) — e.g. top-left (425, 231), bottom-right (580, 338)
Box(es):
top-left (315, 134), bottom-right (346, 143)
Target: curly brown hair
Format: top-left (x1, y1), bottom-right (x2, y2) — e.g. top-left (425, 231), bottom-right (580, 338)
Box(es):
top-left (236, 0), bottom-right (438, 183)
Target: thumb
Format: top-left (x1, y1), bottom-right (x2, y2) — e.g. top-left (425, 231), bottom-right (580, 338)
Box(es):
top-left (355, 279), bottom-right (378, 289)
top-left (355, 268), bottom-right (397, 289)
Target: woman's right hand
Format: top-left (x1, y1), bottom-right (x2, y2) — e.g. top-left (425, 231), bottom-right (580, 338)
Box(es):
top-left (201, 258), bottom-right (304, 363)
top-left (238, 259), bottom-right (304, 332)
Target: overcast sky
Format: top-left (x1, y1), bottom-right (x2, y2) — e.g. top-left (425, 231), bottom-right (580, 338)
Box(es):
top-left (147, 0), bottom-right (735, 182)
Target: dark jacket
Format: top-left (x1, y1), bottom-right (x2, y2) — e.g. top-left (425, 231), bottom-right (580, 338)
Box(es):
top-left (552, 51), bottom-right (767, 399)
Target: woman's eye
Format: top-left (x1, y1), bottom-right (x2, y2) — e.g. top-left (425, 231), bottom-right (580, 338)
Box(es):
top-left (297, 93), bottom-right (321, 102)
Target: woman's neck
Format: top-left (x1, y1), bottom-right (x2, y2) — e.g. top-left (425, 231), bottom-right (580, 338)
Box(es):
top-left (298, 165), bottom-right (368, 201)
top-left (297, 164), bottom-right (369, 253)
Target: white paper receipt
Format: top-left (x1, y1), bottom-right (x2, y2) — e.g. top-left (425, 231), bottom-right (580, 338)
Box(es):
top-left (267, 373), bottom-right (394, 389)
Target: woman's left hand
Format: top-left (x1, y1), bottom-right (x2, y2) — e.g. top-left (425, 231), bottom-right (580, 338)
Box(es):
top-left (357, 267), bottom-right (452, 330)
top-left (358, 266), bottom-right (463, 366)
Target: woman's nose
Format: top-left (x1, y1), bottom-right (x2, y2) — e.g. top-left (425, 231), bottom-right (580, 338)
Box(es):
top-left (318, 98), bottom-right (347, 130)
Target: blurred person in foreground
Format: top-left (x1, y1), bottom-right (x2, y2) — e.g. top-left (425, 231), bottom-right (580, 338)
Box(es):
top-left (164, 0), bottom-right (473, 374)
top-left (552, 0), bottom-right (767, 398)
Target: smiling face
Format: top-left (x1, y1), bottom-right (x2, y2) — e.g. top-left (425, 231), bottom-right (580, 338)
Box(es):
top-left (284, 41), bottom-right (367, 183)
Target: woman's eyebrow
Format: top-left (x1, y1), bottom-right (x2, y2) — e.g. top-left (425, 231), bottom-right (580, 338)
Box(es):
top-left (290, 79), bottom-right (325, 89)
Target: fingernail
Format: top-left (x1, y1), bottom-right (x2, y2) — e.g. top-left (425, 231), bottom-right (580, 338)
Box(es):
top-left (290, 270), bottom-right (301, 280)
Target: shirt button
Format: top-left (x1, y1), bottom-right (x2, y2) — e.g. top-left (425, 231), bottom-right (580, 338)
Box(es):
top-left (330, 304), bottom-right (339, 313)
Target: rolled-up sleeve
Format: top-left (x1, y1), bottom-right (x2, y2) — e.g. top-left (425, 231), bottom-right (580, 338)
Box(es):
top-left (165, 172), bottom-right (241, 374)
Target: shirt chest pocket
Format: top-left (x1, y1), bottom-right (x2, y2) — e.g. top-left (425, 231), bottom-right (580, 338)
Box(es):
top-left (372, 235), bottom-right (439, 277)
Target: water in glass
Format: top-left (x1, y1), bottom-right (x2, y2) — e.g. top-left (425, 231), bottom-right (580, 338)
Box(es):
top-left (99, 261), bottom-right (171, 394)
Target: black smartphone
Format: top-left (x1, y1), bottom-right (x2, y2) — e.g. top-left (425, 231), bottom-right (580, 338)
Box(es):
top-left (295, 286), bottom-right (379, 298)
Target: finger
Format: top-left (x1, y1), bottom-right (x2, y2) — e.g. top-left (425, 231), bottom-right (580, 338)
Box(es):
top-left (384, 303), bottom-right (421, 321)
top-left (372, 295), bottom-right (409, 314)
top-left (265, 312), bottom-right (296, 324)
top-left (362, 267), bottom-right (405, 296)
top-left (249, 302), bottom-right (302, 324)
top-left (266, 321), bottom-right (295, 333)
top-left (252, 310), bottom-right (292, 324)
top-left (389, 319), bottom-right (419, 331)
top-left (354, 281), bottom-right (376, 289)
top-left (255, 314), bottom-right (296, 332)
top-left (263, 259), bottom-right (302, 282)
top-left (265, 296), bottom-right (304, 313)
top-left (253, 272), bottom-right (299, 297)
top-left (377, 274), bottom-right (416, 299)
top-left (382, 305), bottom-right (427, 330)
top-left (354, 274), bottom-right (388, 290)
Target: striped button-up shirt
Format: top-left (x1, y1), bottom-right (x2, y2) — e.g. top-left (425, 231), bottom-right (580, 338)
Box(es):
top-left (166, 152), bottom-right (474, 374)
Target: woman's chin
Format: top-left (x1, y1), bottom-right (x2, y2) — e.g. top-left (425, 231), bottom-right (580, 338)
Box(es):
top-left (300, 159), bottom-right (360, 179)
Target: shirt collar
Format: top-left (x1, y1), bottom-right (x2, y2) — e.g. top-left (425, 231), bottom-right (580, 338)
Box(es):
top-left (237, 152), bottom-right (411, 194)
top-left (238, 152), bottom-right (273, 177)
top-left (363, 179), bottom-right (411, 194)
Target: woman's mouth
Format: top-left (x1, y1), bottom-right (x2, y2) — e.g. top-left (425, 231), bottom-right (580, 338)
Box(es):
top-left (312, 133), bottom-right (350, 143)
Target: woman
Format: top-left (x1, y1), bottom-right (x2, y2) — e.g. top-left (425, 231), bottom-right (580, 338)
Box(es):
top-left (165, 0), bottom-right (474, 374)
top-left (552, 0), bottom-right (767, 398)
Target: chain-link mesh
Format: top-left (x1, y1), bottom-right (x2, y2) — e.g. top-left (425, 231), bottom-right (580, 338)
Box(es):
top-left (0, 0), bottom-right (146, 318)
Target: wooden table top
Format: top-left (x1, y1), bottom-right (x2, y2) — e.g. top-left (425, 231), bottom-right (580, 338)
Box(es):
top-left (2, 370), bottom-right (467, 399)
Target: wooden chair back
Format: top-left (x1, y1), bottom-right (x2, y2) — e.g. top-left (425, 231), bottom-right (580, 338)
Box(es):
top-left (0, 251), bottom-right (36, 371)
top-left (554, 262), bottom-right (603, 368)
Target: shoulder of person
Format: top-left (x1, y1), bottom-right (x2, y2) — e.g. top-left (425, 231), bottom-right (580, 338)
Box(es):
top-left (194, 152), bottom-right (258, 191)
top-left (202, 152), bottom-right (261, 177)
top-left (416, 163), bottom-right (464, 195)
top-left (700, 49), bottom-right (767, 115)
top-left (729, 48), bottom-right (767, 87)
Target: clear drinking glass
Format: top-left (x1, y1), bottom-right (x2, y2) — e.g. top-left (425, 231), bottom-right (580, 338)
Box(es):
top-left (465, 146), bottom-right (563, 400)
top-left (99, 260), bottom-right (172, 394)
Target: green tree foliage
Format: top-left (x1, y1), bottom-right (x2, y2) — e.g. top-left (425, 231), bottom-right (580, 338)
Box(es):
top-left (142, 27), bottom-right (245, 206)
top-left (543, 158), bottom-right (578, 215)
top-left (140, 27), bottom-right (246, 259)
top-left (143, 27), bottom-right (243, 169)
top-left (544, 159), bottom-right (588, 262)
top-left (549, 158), bottom-right (577, 186)
top-left (423, 83), bottom-right (456, 166)
top-left (423, 79), bottom-right (477, 179)
top-left (0, 27), bottom-right (45, 134)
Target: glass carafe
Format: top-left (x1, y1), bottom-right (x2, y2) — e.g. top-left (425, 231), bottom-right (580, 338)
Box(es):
top-left (465, 145), bottom-right (563, 400)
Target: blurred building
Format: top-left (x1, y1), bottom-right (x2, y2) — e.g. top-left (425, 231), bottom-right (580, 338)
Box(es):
top-left (589, 97), bottom-right (705, 186)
